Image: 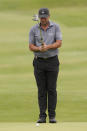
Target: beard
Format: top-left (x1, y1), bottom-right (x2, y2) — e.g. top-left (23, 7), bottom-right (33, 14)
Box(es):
top-left (41, 21), bottom-right (49, 26)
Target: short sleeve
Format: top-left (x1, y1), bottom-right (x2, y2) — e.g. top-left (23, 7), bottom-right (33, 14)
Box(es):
top-left (55, 24), bottom-right (62, 40)
top-left (29, 27), bottom-right (35, 44)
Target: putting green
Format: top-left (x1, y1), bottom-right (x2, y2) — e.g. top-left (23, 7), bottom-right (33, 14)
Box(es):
top-left (0, 123), bottom-right (87, 131)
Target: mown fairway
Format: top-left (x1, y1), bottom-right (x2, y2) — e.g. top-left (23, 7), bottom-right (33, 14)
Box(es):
top-left (0, 0), bottom-right (87, 123)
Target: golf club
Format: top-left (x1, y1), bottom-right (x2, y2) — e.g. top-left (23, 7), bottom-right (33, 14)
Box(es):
top-left (32, 14), bottom-right (44, 46)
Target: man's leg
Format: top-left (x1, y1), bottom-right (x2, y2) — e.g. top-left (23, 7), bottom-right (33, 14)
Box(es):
top-left (45, 56), bottom-right (59, 121)
top-left (33, 58), bottom-right (47, 119)
top-left (46, 70), bottom-right (59, 118)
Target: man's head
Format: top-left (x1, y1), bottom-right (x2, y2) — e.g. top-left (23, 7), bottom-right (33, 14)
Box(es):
top-left (38, 8), bottom-right (50, 18)
top-left (38, 8), bottom-right (50, 26)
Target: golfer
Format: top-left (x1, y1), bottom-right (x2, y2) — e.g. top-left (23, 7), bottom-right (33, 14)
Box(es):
top-left (29, 8), bottom-right (62, 123)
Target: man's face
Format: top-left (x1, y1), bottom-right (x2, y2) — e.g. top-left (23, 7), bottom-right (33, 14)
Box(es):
top-left (40, 16), bottom-right (50, 26)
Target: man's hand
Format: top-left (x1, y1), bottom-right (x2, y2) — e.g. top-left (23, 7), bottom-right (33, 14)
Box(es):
top-left (39, 43), bottom-right (48, 52)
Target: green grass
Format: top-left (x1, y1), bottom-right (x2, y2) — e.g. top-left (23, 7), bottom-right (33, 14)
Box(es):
top-left (0, 5), bottom-right (87, 122)
top-left (0, 123), bottom-right (87, 131)
top-left (0, 0), bottom-right (87, 11)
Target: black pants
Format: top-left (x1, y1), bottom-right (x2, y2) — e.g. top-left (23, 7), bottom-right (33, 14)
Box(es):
top-left (33, 55), bottom-right (59, 118)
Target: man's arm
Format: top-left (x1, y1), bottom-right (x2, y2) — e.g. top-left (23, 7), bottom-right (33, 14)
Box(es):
top-left (39, 40), bottom-right (62, 52)
top-left (47, 40), bottom-right (62, 49)
top-left (29, 40), bottom-right (62, 52)
top-left (29, 44), bottom-right (41, 52)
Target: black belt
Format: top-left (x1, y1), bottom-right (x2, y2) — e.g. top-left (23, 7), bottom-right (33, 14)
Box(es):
top-left (35, 55), bottom-right (57, 60)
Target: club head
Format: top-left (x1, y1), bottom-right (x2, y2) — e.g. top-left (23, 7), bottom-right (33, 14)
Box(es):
top-left (32, 14), bottom-right (39, 21)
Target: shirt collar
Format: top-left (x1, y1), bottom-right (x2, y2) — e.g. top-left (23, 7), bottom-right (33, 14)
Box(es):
top-left (37, 20), bottom-right (54, 28)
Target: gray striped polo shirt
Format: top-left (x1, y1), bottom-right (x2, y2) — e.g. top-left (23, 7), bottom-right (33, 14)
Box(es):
top-left (29, 21), bottom-right (62, 58)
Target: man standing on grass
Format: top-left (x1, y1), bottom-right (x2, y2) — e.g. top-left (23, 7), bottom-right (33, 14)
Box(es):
top-left (29, 8), bottom-right (62, 123)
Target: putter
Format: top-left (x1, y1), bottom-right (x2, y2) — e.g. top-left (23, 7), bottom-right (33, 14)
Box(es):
top-left (32, 14), bottom-right (44, 46)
